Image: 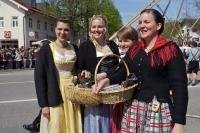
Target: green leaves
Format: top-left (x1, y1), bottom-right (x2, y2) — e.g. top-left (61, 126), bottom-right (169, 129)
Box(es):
top-left (40, 0), bottom-right (122, 42)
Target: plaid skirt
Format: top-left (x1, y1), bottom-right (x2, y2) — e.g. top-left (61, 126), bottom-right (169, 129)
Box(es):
top-left (121, 99), bottom-right (173, 133)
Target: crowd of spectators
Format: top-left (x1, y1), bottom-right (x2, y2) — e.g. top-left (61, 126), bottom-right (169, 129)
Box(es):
top-left (0, 46), bottom-right (40, 70)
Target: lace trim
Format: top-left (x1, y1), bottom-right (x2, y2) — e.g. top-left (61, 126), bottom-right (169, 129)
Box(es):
top-left (50, 42), bottom-right (76, 64)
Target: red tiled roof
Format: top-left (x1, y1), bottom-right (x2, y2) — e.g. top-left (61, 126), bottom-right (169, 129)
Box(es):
top-left (13, 0), bottom-right (56, 19)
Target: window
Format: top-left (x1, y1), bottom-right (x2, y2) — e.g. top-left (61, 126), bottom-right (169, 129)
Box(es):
top-left (29, 18), bottom-right (32, 28)
top-left (12, 16), bottom-right (18, 27)
top-left (35, 32), bottom-right (39, 39)
top-left (181, 30), bottom-right (184, 34)
top-left (193, 38), bottom-right (199, 42)
top-left (31, 0), bottom-right (36, 7)
top-left (37, 20), bottom-right (40, 29)
top-left (44, 22), bottom-right (47, 30)
top-left (50, 23), bottom-right (53, 31)
top-left (0, 17), bottom-right (4, 27)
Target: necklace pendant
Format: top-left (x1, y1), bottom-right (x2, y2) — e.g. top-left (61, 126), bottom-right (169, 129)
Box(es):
top-left (152, 96), bottom-right (160, 112)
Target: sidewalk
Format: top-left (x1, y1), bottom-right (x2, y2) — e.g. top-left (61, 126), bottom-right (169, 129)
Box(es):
top-left (0, 68), bottom-right (34, 73)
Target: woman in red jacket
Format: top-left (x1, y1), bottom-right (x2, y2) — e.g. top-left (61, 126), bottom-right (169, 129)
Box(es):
top-left (94, 9), bottom-right (188, 133)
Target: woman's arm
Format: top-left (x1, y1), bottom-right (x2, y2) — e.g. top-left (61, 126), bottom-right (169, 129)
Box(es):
top-left (92, 77), bottom-right (110, 94)
top-left (171, 123), bottom-right (185, 133)
top-left (92, 56), bottom-right (130, 93)
top-left (167, 45), bottom-right (188, 125)
top-left (34, 46), bottom-right (48, 108)
top-left (107, 55), bottom-right (131, 84)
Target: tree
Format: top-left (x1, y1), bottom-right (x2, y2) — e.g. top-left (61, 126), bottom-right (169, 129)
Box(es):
top-left (162, 21), bottom-right (182, 40)
top-left (39, 0), bottom-right (122, 43)
top-left (40, 0), bottom-right (62, 17)
top-left (100, 0), bottom-right (122, 36)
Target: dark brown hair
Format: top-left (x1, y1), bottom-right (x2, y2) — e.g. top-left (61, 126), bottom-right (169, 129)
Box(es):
top-left (56, 18), bottom-right (71, 28)
top-left (140, 9), bottom-right (165, 35)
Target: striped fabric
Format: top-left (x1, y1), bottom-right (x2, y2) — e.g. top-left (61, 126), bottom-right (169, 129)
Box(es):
top-left (84, 104), bottom-right (113, 133)
top-left (121, 99), bottom-right (173, 133)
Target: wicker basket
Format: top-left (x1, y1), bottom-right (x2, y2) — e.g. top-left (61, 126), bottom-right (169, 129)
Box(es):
top-left (65, 85), bottom-right (101, 105)
top-left (65, 54), bottom-right (138, 105)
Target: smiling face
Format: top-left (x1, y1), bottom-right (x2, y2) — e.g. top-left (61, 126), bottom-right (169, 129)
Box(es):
top-left (89, 17), bottom-right (107, 41)
top-left (138, 12), bottom-right (161, 41)
top-left (117, 26), bottom-right (138, 54)
top-left (55, 21), bottom-right (71, 43)
top-left (118, 38), bottom-right (134, 54)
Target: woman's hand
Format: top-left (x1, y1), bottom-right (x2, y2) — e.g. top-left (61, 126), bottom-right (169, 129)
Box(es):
top-left (42, 106), bottom-right (50, 120)
top-left (171, 123), bottom-right (185, 133)
top-left (92, 78), bottom-right (110, 94)
top-left (96, 72), bottom-right (107, 81)
top-left (81, 70), bottom-right (91, 79)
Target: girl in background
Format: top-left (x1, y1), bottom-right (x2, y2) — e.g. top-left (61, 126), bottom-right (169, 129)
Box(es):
top-left (112, 26), bottom-right (138, 133)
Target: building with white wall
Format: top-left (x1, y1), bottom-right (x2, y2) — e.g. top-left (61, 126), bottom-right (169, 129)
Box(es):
top-left (0, 0), bottom-right (56, 48)
top-left (180, 18), bottom-right (200, 44)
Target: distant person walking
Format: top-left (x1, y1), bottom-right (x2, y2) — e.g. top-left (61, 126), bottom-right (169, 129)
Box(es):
top-left (186, 41), bottom-right (200, 86)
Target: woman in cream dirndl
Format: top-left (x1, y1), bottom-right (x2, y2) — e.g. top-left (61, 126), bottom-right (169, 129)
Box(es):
top-left (35, 19), bottom-right (82, 133)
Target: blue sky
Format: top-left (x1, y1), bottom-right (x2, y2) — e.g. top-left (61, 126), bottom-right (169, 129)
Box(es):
top-left (36, 0), bottom-right (199, 25)
top-left (112, 0), bottom-right (199, 25)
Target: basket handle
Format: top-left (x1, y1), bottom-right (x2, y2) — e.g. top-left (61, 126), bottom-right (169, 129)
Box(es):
top-left (94, 54), bottom-right (130, 84)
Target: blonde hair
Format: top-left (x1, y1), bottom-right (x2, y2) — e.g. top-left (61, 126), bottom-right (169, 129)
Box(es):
top-left (89, 15), bottom-right (109, 40)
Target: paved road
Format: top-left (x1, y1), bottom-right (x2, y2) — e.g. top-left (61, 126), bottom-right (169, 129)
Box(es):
top-left (0, 70), bottom-right (199, 133)
top-left (0, 70), bottom-right (39, 133)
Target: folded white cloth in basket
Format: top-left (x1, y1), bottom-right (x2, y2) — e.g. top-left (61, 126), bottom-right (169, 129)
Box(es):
top-left (102, 84), bottom-right (122, 91)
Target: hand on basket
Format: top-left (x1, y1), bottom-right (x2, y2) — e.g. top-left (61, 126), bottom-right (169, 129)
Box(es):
top-left (96, 72), bottom-right (107, 81)
top-left (92, 78), bottom-right (110, 94)
top-left (81, 70), bottom-right (91, 79)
